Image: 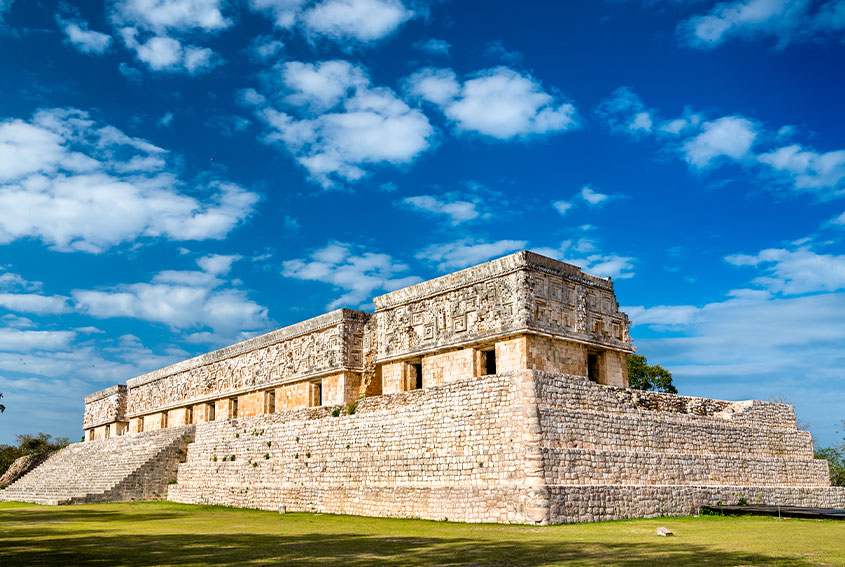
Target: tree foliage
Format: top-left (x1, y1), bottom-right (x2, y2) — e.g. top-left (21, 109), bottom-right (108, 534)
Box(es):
top-left (815, 420), bottom-right (845, 487)
top-left (627, 354), bottom-right (677, 394)
top-left (0, 432), bottom-right (69, 480)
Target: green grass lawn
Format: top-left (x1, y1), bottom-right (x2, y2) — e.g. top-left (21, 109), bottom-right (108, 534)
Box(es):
top-left (1, 500), bottom-right (844, 566)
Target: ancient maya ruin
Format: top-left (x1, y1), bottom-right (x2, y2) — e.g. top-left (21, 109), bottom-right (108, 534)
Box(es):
top-left (2, 250), bottom-right (844, 523)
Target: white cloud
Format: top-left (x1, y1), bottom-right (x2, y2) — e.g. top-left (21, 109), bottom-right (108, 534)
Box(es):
top-left (533, 239), bottom-right (636, 279)
top-left (249, 34), bottom-right (285, 61)
top-left (301, 0), bottom-right (412, 42)
top-left (112, 0), bottom-right (228, 74)
top-left (757, 144), bottom-right (845, 193)
top-left (59, 17), bottom-right (113, 54)
top-left (595, 86), bottom-right (654, 138)
top-left (73, 254), bottom-right (269, 338)
top-left (405, 66), bottom-right (578, 139)
top-left (120, 29), bottom-right (220, 74)
top-left (416, 239), bottom-right (527, 271)
top-left (725, 246), bottom-right (845, 295)
top-left (579, 186), bottom-right (610, 206)
top-left (0, 108), bottom-right (258, 252)
top-left (551, 200), bottom-right (572, 216)
top-left (248, 0), bottom-right (413, 44)
top-left (678, 0), bottom-right (845, 49)
top-left (112, 0), bottom-right (230, 33)
top-left (624, 304), bottom-right (699, 327)
top-left (251, 60), bottom-right (434, 187)
top-left (282, 242), bottom-right (421, 308)
top-left (413, 38), bottom-right (450, 56)
top-left (598, 87), bottom-right (845, 194)
top-left (682, 116), bottom-right (758, 168)
top-left (0, 328), bottom-right (75, 352)
top-left (400, 194), bottom-right (480, 225)
top-left (0, 293), bottom-right (70, 314)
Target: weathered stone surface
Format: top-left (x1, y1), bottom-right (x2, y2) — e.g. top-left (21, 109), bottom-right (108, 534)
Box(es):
top-left (164, 371), bottom-right (844, 523)
top-left (82, 385), bottom-right (127, 430)
top-left (0, 453), bottom-right (52, 487)
top-left (125, 309), bottom-right (369, 416)
top-left (30, 251), bottom-right (838, 523)
top-left (0, 427), bottom-right (194, 505)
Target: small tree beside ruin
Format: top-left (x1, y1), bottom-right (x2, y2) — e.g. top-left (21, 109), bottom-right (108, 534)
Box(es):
top-left (627, 354), bottom-right (677, 394)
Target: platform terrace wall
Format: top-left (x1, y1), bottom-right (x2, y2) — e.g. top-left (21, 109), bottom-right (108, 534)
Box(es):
top-left (166, 370), bottom-right (844, 524)
top-left (168, 372), bottom-right (549, 524)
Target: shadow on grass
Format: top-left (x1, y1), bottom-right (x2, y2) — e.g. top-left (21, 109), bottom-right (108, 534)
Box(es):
top-left (0, 505), bottom-right (823, 567)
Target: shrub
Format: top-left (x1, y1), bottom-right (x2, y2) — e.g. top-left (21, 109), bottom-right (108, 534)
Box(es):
top-left (229, 455), bottom-right (236, 461)
top-left (305, 451), bottom-right (311, 458)
top-left (264, 453), bottom-right (270, 460)
top-left (346, 401), bottom-right (357, 415)
top-left (331, 408), bottom-right (341, 417)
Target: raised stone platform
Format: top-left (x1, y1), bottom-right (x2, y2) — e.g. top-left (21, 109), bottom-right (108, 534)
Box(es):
top-left (7, 371), bottom-right (843, 522)
top-left (165, 371), bottom-right (844, 523)
top-left (0, 426), bottom-right (194, 505)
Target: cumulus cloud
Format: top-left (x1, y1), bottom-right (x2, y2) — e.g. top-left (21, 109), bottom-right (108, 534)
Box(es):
top-left (533, 239), bottom-right (636, 279)
top-left (73, 254), bottom-right (269, 339)
top-left (598, 86), bottom-right (844, 196)
top-left (112, 0), bottom-right (229, 73)
top-left (595, 86), bottom-right (654, 138)
top-left (682, 116), bottom-right (758, 168)
top-left (58, 16), bottom-right (113, 54)
top-left (757, 145), bottom-right (845, 193)
top-left (0, 108), bottom-right (258, 252)
top-left (399, 194), bottom-right (480, 225)
top-left (405, 66), bottom-right (578, 139)
top-left (416, 239), bottom-right (527, 271)
top-left (282, 242), bottom-right (421, 308)
top-left (248, 0), bottom-right (413, 44)
top-left (678, 0), bottom-right (845, 49)
top-left (248, 59), bottom-right (434, 187)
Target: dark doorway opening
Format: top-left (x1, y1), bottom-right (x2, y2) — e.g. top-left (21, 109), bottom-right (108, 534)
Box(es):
top-left (484, 350), bottom-right (497, 375)
top-left (587, 353), bottom-right (599, 383)
top-left (412, 363), bottom-right (423, 389)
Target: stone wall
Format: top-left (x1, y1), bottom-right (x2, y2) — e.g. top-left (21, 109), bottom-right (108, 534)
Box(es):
top-left (82, 385), bottom-right (127, 430)
top-left (166, 370), bottom-right (845, 523)
top-left (371, 251), bottom-right (634, 368)
top-left (168, 372), bottom-right (548, 524)
top-left (124, 309), bottom-right (369, 417)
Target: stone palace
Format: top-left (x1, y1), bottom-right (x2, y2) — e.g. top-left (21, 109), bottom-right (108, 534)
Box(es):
top-left (2, 251), bottom-right (843, 523)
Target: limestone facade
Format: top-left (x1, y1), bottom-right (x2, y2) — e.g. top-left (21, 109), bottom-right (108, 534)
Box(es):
top-left (8, 250), bottom-right (842, 522)
top-left (84, 251), bottom-right (634, 439)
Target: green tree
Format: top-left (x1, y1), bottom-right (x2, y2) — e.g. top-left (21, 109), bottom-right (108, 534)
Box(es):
top-left (0, 432), bottom-right (69, 479)
top-left (627, 354), bottom-right (677, 394)
top-left (815, 420), bottom-right (845, 487)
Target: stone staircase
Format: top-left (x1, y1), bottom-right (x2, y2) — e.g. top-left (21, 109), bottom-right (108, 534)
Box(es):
top-left (0, 426), bottom-right (194, 505)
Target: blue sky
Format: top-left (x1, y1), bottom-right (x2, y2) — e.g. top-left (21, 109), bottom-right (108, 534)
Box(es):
top-left (0, 0), bottom-right (844, 445)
